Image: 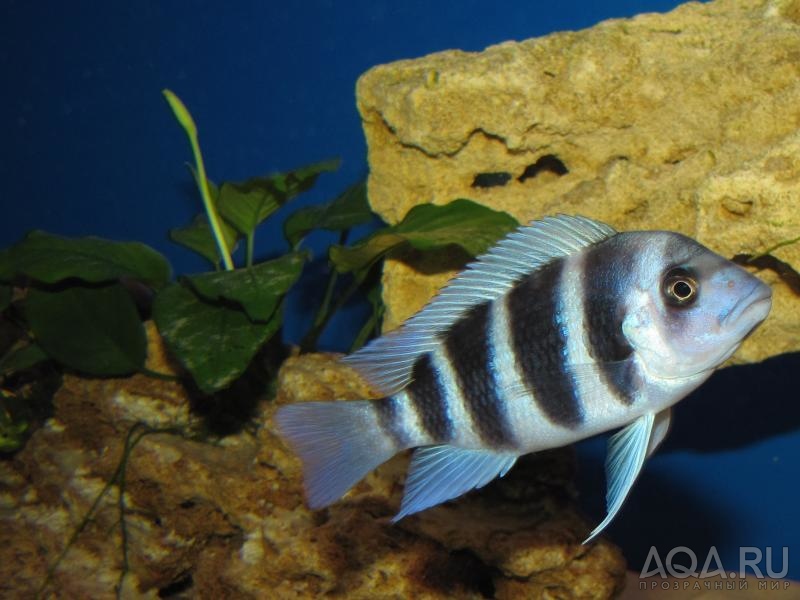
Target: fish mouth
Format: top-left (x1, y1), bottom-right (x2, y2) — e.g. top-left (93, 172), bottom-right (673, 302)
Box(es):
top-left (722, 281), bottom-right (772, 330)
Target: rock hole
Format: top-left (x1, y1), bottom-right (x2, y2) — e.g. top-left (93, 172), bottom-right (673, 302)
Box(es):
top-left (518, 154), bottom-right (568, 182)
top-left (451, 549), bottom-right (495, 598)
top-left (415, 548), bottom-right (496, 598)
top-left (158, 573), bottom-right (193, 598)
top-left (471, 171), bottom-right (513, 188)
top-left (179, 499), bottom-right (196, 509)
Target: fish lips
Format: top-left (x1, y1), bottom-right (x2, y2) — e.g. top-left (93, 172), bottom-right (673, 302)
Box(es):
top-left (721, 280), bottom-right (772, 333)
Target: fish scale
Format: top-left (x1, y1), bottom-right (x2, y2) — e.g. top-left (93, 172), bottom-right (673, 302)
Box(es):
top-left (507, 257), bottom-right (583, 429)
top-left (374, 394), bottom-right (409, 449)
top-left (275, 214), bottom-right (772, 542)
top-left (582, 237), bottom-right (643, 405)
top-left (405, 353), bottom-right (452, 443)
top-left (442, 301), bottom-right (516, 448)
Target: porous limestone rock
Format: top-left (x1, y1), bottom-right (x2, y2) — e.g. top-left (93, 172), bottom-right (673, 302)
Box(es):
top-left (1, 326), bottom-right (625, 599)
top-left (357, 0), bottom-right (800, 364)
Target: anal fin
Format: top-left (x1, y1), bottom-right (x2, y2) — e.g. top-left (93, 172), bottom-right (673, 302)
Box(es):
top-left (393, 445), bottom-right (518, 522)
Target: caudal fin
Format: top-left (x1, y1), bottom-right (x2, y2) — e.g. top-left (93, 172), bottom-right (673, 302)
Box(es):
top-left (274, 400), bottom-right (397, 509)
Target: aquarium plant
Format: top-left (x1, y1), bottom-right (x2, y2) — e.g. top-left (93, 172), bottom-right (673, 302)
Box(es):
top-left (0, 91), bottom-right (520, 452)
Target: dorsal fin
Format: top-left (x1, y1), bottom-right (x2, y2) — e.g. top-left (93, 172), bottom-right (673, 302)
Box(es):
top-left (343, 214), bottom-right (617, 395)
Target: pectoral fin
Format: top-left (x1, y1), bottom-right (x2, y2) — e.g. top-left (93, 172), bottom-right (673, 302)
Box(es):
top-left (583, 412), bottom-right (656, 544)
top-left (647, 408), bottom-right (672, 458)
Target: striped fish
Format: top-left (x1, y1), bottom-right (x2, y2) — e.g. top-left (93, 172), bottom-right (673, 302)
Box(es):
top-left (276, 215), bottom-right (771, 542)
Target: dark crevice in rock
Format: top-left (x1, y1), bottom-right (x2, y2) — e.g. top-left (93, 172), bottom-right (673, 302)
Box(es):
top-left (518, 154), bottom-right (569, 182)
top-left (472, 172), bottom-right (513, 188)
top-left (412, 547), bottom-right (497, 599)
top-left (158, 572), bottom-right (193, 598)
top-left (186, 334), bottom-right (286, 436)
top-left (376, 111), bottom-right (511, 159)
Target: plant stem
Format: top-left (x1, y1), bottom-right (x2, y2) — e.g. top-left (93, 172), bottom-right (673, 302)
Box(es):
top-left (300, 230), bottom-right (350, 352)
top-left (314, 269), bottom-right (339, 331)
top-left (115, 425), bottom-right (150, 598)
top-left (299, 270), bottom-right (338, 352)
top-left (246, 233), bottom-right (255, 268)
top-left (162, 89), bottom-right (234, 271)
top-left (300, 273), bottom-right (364, 352)
top-left (37, 422), bottom-right (190, 599)
top-left (138, 367), bottom-right (179, 382)
top-left (749, 234), bottom-right (800, 262)
top-left (349, 302), bottom-right (384, 353)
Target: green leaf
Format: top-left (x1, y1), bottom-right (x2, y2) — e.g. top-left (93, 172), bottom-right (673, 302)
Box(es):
top-left (284, 181), bottom-right (373, 247)
top-left (270, 158), bottom-right (341, 199)
top-left (0, 342), bottom-right (48, 375)
top-left (0, 231), bottom-right (172, 288)
top-left (330, 233), bottom-right (404, 275)
top-left (185, 252), bottom-right (306, 321)
top-left (391, 199), bottom-right (518, 252)
top-left (0, 283), bottom-right (10, 311)
top-left (169, 214), bottom-right (239, 268)
top-left (153, 283), bottom-right (279, 393)
top-left (24, 284), bottom-right (147, 376)
top-left (217, 181), bottom-right (280, 237)
top-left (330, 199), bottom-right (519, 274)
top-left (217, 158), bottom-right (341, 237)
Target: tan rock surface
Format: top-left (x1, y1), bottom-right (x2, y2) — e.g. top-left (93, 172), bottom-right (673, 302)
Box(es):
top-left (357, 0), bottom-right (800, 363)
top-left (1, 326), bottom-right (625, 599)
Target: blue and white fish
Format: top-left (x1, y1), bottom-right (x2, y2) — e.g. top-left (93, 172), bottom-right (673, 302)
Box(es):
top-left (276, 215), bottom-right (772, 542)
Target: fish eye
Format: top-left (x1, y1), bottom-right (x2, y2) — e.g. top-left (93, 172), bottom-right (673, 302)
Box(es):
top-left (662, 268), bottom-right (698, 307)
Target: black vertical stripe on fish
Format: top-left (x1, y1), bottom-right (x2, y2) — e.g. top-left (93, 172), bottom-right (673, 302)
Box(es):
top-left (443, 301), bottom-right (516, 448)
top-left (507, 258), bottom-right (583, 427)
top-left (406, 353), bottom-right (454, 442)
top-left (582, 239), bottom-right (640, 405)
top-left (373, 396), bottom-right (410, 449)
top-left (662, 232), bottom-right (705, 268)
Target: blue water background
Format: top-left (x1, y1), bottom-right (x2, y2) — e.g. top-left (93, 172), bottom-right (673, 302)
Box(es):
top-left (2, 0), bottom-right (798, 580)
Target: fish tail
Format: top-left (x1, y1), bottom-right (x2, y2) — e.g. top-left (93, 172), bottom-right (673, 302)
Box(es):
top-left (274, 399), bottom-right (399, 509)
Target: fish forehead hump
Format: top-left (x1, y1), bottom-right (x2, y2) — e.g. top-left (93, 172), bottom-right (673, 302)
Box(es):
top-left (575, 230), bottom-right (716, 299)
